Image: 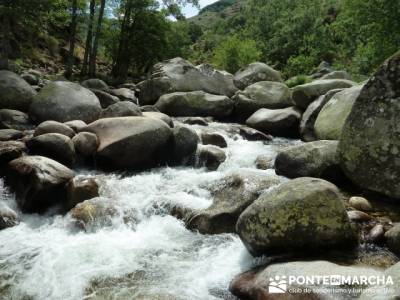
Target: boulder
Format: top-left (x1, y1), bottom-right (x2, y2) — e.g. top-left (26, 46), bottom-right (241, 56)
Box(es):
top-left (188, 170), bottom-right (281, 234)
top-left (108, 88), bottom-right (138, 104)
top-left (100, 101), bottom-right (142, 119)
top-left (171, 125), bottom-right (199, 164)
top-left (72, 132), bottom-right (98, 157)
top-left (315, 85), bottom-right (362, 140)
top-left (385, 224), bottom-right (400, 254)
top-left (137, 58), bottom-right (238, 105)
top-left (82, 117), bottom-right (172, 170)
top-left (26, 133), bottom-right (76, 166)
top-left (236, 177), bottom-right (357, 256)
top-left (142, 111), bottom-right (174, 128)
top-left (200, 132), bottom-right (227, 148)
top-left (292, 79), bottom-right (356, 109)
top-left (233, 62), bottom-right (282, 90)
top-left (29, 81), bottom-right (102, 123)
top-left (233, 81), bottom-right (292, 119)
top-left (0, 109), bottom-right (32, 130)
top-left (239, 126), bottom-right (272, 141)
top-left (231, 261), bottom-right (382, 300)
top-left (0, 70), bottom-right (37, 111)
top-left (255, 155), bottom-right (274, 170)
top-left (0, 141), bottom-right (26, 165)
top-left (6, 156), bottom-right (74, 212)
top-left (64, 120), bottom-right (87, 133)
top-left (321, 70), bottom-right (352, 80)
top-left (0, 204), bottom-right (19, 230)
top-left (139, 105), bottom-right (160, 112)
top-left (155, 91), bottom-right (234, 119)
top-left (197, 145), bottom-right (226, 171)
top-left (91, 89), bottom-right (119, 108)
top-left (349, 196), bottom-right (373, 212)
top-left (34, 120), bottom-right (75, 138)
top-left (299, 89), bottom-right (342, 142)
top-left (0, 129), bottom-right (23, 141)
top-left (66, 177), bottom-right (99, 210)
top-left (246, 107), bottom-right (302, 138)
top-left (21, 73), bottom-right (39, 85)
top-left (81, 78), bottom-right (108, 90)
top-left (275, 140), bottom-right (344, 183)
top-left (338, 53), bottom-right (400, 199)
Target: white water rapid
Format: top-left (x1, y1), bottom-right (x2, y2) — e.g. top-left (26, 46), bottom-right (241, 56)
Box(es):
top-left (0, 122), bottom-right (299, 300)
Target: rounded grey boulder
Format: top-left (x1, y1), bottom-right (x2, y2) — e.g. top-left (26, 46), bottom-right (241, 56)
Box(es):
top-left (234, 62), bottom-right (282, 90)
top-left (34, 120), bottom-right (76, 138)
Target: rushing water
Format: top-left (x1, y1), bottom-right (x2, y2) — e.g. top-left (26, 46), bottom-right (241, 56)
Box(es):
top-left (0, 122), bottom-right (299, 300)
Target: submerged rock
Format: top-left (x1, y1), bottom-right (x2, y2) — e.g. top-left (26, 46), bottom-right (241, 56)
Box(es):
top-left (233, 62), bottom-right (282, 90)
top-left (66, 177), bottom-right (99, 210)
top-left (200, 132), bottom-right (227, 148)
top-left (0, 204), bottom-right (19, 230)
top-left (338, 52), bottom-right (400, 199)
top-left (197, 145), bottom-right (226, 171)
top-left (236, 177), bottom-right (357, 256)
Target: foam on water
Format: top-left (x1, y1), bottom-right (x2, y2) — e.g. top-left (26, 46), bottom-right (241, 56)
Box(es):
top-left (0, 122), bottom-right (298, 300)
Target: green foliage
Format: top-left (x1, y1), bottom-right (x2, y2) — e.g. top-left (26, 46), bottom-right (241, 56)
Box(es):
top-left (212, 36), bottom-right (260, 73)
top-left (285, 75), bottom-right (312, 88)
top-left (200, 0), bottom-right (237, 14)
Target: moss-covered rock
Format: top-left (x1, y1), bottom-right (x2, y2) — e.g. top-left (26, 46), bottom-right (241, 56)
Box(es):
top-left (315, 85), bottom-right (362, 140)
top-left (338, 52), bottom-right (400, 199)
top-left (236, 177), bottom-right (357, 256)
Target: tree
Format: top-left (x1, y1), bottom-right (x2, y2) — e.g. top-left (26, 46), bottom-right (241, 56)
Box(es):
top-left (65, 0), bottom-right (79, 78)
top-left (89, 0), bottom-right (106, 76)
top-left (81, 0), bottom-right (96, 76)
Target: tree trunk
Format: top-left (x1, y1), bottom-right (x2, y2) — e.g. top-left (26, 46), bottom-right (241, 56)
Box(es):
top-left (65, 0), bottom-right (78, 78)
top-left (81, 0), bottom-right (96, 77)
top-left (89, 0), bottom-right (106, 77)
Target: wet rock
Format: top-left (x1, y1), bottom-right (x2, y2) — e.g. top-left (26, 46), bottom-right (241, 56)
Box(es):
top-left (0, 109), bottom-right (32, 130)
top-left (72, 132), bottom-right (98, 158)
top-left (197, 145), bottom-right (226, 171)
top-left (347, 210), bottom-right (373, 222)
top-left (0, 141), bottom-right (26, 164)
top-left (137, 58), bottom-right (237, 105)
top-left (142, 111), bottom-right (174, 128)
top-left (181, 117), bottom-right (208, 126)
top-left (239, 126), bottom-right (272, 141)
top-left (201, 132), bottom-right (227, 148)
top-left (100, 101), bottom-right (142, 118)
top-left (81, 78), bottom-right (109, 90)
top-left (321, 70), bottom-right (352, 80)
top-left (292, 79), bottom-right (356, 109)
top-left (0, 204), bottom-right (19, 230)
top-left (64, 120), bottom-right (87, 133)
top-left (0, 129), bottom-right (23, 141)
top-left (384, 224), bottom-right (400, 254)
top-left (275, 140), bottom-right (344, 183)
top-left (349, 196), bottom-right (373, 212)
top-left (315, 85), bottom-right (363, 140)
top-left (6, 156), bottom-right (74, 212)
top-left (299, 89), bottom-right (342, 142)
top-left (66, 177), bottom-right (99, 210)
top-left (29, 81), bottom-right (102, 123)
top-left (338, 52), bottom-right (400, 199)
top-left (34, 120), bottom-right (76, 138)
top-left (236, 177), bottom-right (357, 256)
top-left (26, 133), bottom-right (76, 166)
top-left (91, 89), bottom-right (119, 108)
top-left (231, 261), bottom-right (382, 300)
top-left (368, 224), bottom-right (385, 243)
top-left (246, 107), bottom-right (302, 138)
top-left (233, 62), bottom-right (282, 90)
top-left (255, 155), bottom-right (274, 170)
top-left (233, 81), bottom-right (292, 119)
top-left (0, 70), bottom-right (37, 111)
top-left (83, 117), bottom-right (172, 170)
top-left (109, 88), bottom-right (138, 104)
top-left (171, 125), bottom-right (199, 163)
top-left (188, 170), bottom-right (281, 234)
top-left (155, 91), bottom-right (234, 119)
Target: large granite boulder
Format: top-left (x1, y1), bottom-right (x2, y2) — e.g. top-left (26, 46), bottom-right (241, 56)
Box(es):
top-left (82, 117), bottom-right (172, 170)
top-left (29, 81), bottom-right (102, 123)
top-left (233, 81), bottom-right (292, 119)
top-left (170, 124), bottom-right (199, 164)
top-left (246, 107), bottom-right (302, 137)
top-left (338, 52), bottom-right (400, 199)
top-left (275, 140), bottom-right (344, 183)
top-left (155, 91), bottom-right (234, 119)
top-left (292, 79), bottom-right (356, 109)
top-left (137, 58), bottom-right (238, 105)
top-left (236, 177), bottom-right (357, 256)
top-left (315, 85), bottom-right (362, 140)
top-left (299, 89), bottom-right (342, 142)
top-left (6, 156), bottom-right (74, 212)
top-left (233, 62), bottom-right (282, 90)
top-left (188, 170), bottom-right (281, 234)
top-left (0, 70), bottom-right (37, 111)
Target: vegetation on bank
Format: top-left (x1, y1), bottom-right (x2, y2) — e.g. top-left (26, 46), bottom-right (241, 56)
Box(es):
top-left (0, 0), bottom-right (399, 81)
